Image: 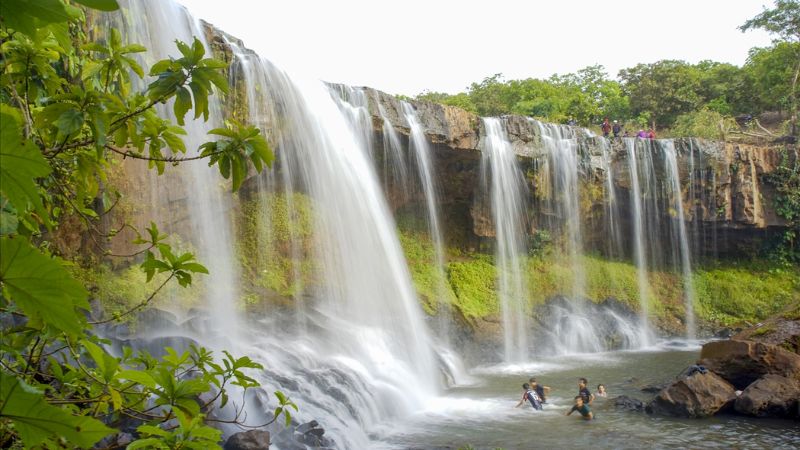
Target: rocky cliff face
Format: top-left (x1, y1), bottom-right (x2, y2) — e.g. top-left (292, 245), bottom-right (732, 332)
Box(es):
top-left (345, 83), bottom-right (794, 257)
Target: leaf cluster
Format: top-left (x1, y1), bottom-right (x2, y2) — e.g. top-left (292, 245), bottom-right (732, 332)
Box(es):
top-left (0, 1), bottom-right (287, 448)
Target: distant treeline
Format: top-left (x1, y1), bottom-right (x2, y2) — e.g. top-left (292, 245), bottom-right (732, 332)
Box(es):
top-left (408, 42), bottom-right (799, 136)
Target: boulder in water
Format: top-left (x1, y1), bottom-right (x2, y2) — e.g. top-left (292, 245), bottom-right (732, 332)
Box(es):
top-left (699, 339), bottom-right (800, 389)
top-left (613, 395), bottom-right (646, 412)
top-left (647, 371), bottom-right (736, 418)
top-left (223, 430), bottom-right (270, 450)
top-left (734, 374), bottom-right (800, 419)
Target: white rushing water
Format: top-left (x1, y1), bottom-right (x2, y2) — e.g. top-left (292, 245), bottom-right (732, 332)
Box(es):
top-left (535, 120), bottom-right (586, 299)
top-left (115, 0), bottom-right (241, 336)
top-left (233, 56), bottom-right (444, 446)
top-left (662, 141), bottom-right (697, 340)
top-left (402, 101), bottom-right (451, 336)
top-left (625, 138), bottom-right (654, 345)
top-left (481, 118), bottom-right (530, 362)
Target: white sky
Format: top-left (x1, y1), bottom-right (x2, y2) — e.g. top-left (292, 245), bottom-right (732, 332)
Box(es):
top-left (177, 0), bottom-right (776, 96)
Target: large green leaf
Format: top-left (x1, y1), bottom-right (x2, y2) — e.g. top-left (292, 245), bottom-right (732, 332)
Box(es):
top-left (0, 105), bottom-right (51, 221)
top-left (72, 0), bottom-right (120, 11)
top-left (0, 371), bottom-right (114, 448)
top-left (0, 237), bottom-right (89, 336)
top-left (0, 0), bottom-right (78, 36)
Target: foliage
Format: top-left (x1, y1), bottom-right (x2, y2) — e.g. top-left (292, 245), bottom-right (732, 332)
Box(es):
top-left (411, 2), bottom-right (799, 134)
top-left (741, 0), bottom-right (800, 135)
top-left (669, 109), bottom-right (738, 140)
top-left (765, 148), bottom-right (800, 263)
top-left (0, 1), bottom-right (292, 448)
top-left (693, 260), bottom-right (799, 326)
top-left (446, 256), bottom-right (499, 320)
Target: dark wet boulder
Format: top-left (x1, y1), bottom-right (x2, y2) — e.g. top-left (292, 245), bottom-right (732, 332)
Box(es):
top-left (640, 382), bottom-right (668, 394)
top-left (647, 371), bottom-right (736, 418)
top-left (699, 339), bottom-right (800, 389)
top-left (734, 374), bottom-right (800, 419)
top-left (223, 430), bottom-right (271, 450)
top-left (613, 395), bottom-right (645, 412)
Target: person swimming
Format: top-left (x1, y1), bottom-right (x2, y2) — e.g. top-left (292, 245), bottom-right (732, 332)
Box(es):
top-left (515, 383), bottom-right (542, 410)
top-left (529, 378), bottom-right (550, 404)
top-left (596, 384), bottom-right (607, 398)
top-left (565, 395), bottom-right (593, 420)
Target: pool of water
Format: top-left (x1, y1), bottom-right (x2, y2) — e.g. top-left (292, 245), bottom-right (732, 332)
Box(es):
top-left (374, 343), bottom-right (800, 449)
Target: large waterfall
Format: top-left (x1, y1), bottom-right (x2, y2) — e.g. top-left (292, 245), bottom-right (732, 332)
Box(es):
top-left (104, 1), bottom-right (706, 446)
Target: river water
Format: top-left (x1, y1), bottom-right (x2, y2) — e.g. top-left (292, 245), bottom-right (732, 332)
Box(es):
top-left (376, 344), bottom-right (800, 449)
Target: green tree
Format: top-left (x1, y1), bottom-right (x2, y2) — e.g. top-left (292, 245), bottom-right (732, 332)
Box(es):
top-left (741, 0), bottom-right (800, 135)
top-left (618, 60), bottom-right (705, 129)
top-left (0, 1), bottom-right (295, 448)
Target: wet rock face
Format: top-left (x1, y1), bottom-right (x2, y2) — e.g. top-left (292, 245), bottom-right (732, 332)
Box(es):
top-left (647, 371), bottom-right (736, 418)
top-left (223, 430), bottom-right (270, 450)
top-left (699, 340), bottom-right (800, 389)
top-left (734, 374), bottom-right (800, 419)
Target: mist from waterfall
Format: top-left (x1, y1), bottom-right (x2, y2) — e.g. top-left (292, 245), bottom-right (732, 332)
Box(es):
top-left (481, 118), bottom-right (531, 362)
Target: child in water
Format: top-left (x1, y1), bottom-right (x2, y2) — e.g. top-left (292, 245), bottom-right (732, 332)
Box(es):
top-left (515, 383), bottom-right (542, 410)
top-left (565, 396), bottom-right (593, 420)
top-left (596, 384), bottom-right (607, 398)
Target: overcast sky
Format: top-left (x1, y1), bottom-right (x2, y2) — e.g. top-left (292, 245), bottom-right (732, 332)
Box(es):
top-left (177, 0), bottom-right (776, 96)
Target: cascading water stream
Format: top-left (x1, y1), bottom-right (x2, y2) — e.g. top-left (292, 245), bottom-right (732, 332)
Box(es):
top-left (600, 138), bottom-right (623, 258)
top-left (115, 0), bottom-right (240, 336)
top-left (401, 102), bottom-right (451, 337)
top-left (662, 141), bottom-right (697, 340)
top-left (481, 118), bottom-right (530, 362)
top-left (625, 138), bottom-right (653, 345)
top-left (535, 120), bottom-right (586, 299)
top-left (230, 54), bottom-right (443, 446)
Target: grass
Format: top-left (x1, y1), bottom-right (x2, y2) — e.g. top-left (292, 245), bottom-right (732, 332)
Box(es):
top-left (693, 260), bottom-right (800, 326)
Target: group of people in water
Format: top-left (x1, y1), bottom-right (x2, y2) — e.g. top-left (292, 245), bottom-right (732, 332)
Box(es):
top-left (600, 117), bottom-right (656, 139)
top-left (515, 377), bottom-right (607, 420)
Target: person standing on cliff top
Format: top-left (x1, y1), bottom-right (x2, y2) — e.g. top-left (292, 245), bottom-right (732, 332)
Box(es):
top-left (601, 118), bottom-right (612, 137)
top-left (612, 120), bottom-right (622, 137)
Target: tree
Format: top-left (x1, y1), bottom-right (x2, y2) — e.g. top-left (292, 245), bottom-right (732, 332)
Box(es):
top-left (0, 1), bottom-right (295, 448)
top-left (741, 0), bottom-right (800, 135)
top-left (618, 60), bottom-right (705, 129)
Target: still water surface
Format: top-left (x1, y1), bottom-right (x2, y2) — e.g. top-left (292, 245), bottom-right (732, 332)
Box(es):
top-left (378, 344), bottom-right (800, 449)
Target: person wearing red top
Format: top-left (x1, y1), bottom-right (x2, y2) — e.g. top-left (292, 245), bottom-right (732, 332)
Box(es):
top-left (647, 128), bottom-right (656, 139)
top-left (601, 118), bottom-right (612, 137)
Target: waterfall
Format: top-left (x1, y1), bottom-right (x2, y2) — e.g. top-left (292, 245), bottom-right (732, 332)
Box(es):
top-left (625, 138), bottom-right (654, 345)
top-left (232, 56), bottom-right (442, 445)
top-left (113, 0), bottom-right (240, 335)
top-left (662, 141), bottom-right (697, 340)
top-left (600, 138), bottom-right (623, 258)
top-left (378, 104), bottom-right (409, 200)
top-left (401, 102), bottom-right (451, 337)
top-left (535, 120), bottom-right (586, 299)
top-left (481, 118), bottom-right (530, 362)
